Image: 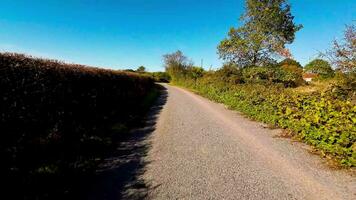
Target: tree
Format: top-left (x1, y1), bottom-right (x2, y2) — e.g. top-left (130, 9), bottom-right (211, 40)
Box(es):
top-left (304, 59), bottom-right (334, 78)
top-left (323, 25), bottom-right (355, 72)
top-left (124, 69), bottom-right (135, 72)
top-left (163, 50), bottom-right (192, 80)
top-left (136, 66), bottom-right (146, 73)
top-left (278, 58), bottom-right (302, 68)
top-left (218, 0), bottom-right (302, 67)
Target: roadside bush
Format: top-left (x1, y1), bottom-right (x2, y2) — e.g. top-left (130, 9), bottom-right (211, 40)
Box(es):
top-left (331, 71), bottom-right (356, 100)
top-left (0, 53), bottom-right (155, 198)
top-left (214, 63), bottom-right (243, 84)
top-left (151, 71), bottom-right (171, 82)
top-left (279, 64), bottom-right (304, 87)
top-left (186, 66), bottom-right (205, 81)
top-left (241, 65), bottom-right (304, 87)
top-left (174, 76), bottom-right (356, 166)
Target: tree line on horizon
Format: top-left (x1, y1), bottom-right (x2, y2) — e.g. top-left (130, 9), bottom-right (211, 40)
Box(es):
top-left (163, 0), bottom-right (355, 89)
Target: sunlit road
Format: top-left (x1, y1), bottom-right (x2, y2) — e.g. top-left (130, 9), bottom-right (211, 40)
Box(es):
top-left (135, 84), bottom-right (355, 200)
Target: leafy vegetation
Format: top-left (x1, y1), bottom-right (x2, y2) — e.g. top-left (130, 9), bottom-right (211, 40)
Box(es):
top-left (136, 65), bottom-right (146, 73)
top-left (163, 15), bottom-right (355, 166)
top-left (279, 58), bottom-right (303, 68)
top-left (150, 71), bottom-right (172, 83)
top-left (0, 53), bottom-right (157, 198)
top-left (171, 73), bottom-right (355, 167)
top-left (163, 50), bottom-right (193, 81)
top-left (322, 24), bottom-right (355, 73)
top-left (304, 59), bottom-right (334, 79)
top-left (218, 0), bottom-right (302, 67)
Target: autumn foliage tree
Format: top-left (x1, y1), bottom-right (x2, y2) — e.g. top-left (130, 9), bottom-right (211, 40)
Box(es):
top-left (323, 25), bottom-right (355, 72)
top-left (218, 0), bottom-right (302, 67)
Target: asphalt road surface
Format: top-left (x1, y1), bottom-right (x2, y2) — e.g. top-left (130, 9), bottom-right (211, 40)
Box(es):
top-left (130, 84), bottom-right (355, 200)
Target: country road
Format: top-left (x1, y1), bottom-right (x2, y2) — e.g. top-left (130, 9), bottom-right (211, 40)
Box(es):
top-left (90, 84), bottom-right (355, 200)
top-left (139, 84), bottom-right (355, 200)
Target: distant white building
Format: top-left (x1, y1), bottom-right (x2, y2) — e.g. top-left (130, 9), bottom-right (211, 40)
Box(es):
top-left (302, 73), bottom-right (318, 82)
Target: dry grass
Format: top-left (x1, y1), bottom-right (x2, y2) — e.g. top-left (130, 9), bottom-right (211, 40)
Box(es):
top-left (291, 79), bottom-right (336, 94)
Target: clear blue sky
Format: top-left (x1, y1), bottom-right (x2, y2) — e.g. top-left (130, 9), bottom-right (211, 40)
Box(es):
top-left (0, 0), bottom-right (354, 71)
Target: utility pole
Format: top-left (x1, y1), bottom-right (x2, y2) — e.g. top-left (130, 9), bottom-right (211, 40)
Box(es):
top-left (201, 59), bottom-right (203, 68)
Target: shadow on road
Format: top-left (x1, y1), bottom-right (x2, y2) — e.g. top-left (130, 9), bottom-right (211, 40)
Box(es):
top-left (86, 84), bottom-right (168, 200)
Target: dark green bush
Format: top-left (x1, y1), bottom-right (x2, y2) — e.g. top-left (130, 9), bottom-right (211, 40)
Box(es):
top-left (0, 53), bottom-right (155, 198)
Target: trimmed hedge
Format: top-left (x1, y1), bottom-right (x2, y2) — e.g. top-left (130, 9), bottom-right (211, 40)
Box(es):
top-left (0, 53), bottom-right (155, 198)
top-left (175, 78), bottom-right (356, 167)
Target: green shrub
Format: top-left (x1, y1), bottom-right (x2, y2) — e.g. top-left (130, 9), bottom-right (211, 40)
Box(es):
top-left (330, 71), bottom-right (356, 100)
top-left (174, 76), bottom-right (356, 166)
top-left (151, 71), bottom-right (171, 82)
top-left (241, 65), bottom-right (304, 87)
top-left (214, 63), bottom-right (243, 84)
top-left (304, 59), bottom-right (335, 79)
top-left (187, 66), bottom-right (205, 80)
top-left (242, 66), bottom-right (272, 84)
top-left (279, 64), bottom-right (305, 87)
